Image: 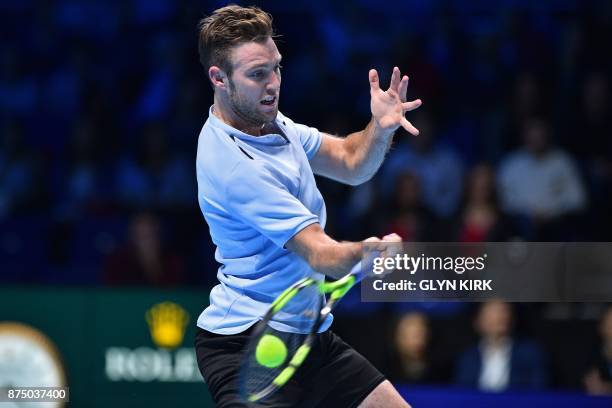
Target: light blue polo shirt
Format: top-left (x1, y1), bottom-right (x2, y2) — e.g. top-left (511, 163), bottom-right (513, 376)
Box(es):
top-left (196, 107), bottom-right (333, 334)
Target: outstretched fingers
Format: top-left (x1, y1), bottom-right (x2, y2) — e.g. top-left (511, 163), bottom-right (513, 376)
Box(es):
top-left (399, 75), bottom-right (409, 102)
top-left (369, 69), bottom-right (380, 91)
top-left (389, 67), bottom-right (401, 93)
top-left (402, 99), bottom-right (422, 112)
top-left (401, 117), bottom-right (419, 136)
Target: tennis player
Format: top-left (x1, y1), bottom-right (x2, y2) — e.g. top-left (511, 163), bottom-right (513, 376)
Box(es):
top-left (194, 5), bottom-right (421, 407)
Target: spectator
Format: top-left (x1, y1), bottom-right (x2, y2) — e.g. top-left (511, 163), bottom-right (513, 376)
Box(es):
top-left (380, 111), bottom-right (464, 219)
top-left (104, 212), bottom-right (184, 286)
top-left (583, 306), bottom-right (612, 395)
top-left (55, 120), bottom-right (112, 218)
top-left (386, 312), bottom-right (444, 384)
top-left (455, 300), bottom-right (547, 391)
top-left (570, 72), bottom-right (612, 239)
top-left (383, 170), bottom-right (437, 241)
top-left (115, 122), bottom-right (194, 210)
top-left (564, 72), bottom-right (611, 160)
top-left (449, 163), bottom-right (517, 242)
top-left (498, 117), bottom-right (587, 239)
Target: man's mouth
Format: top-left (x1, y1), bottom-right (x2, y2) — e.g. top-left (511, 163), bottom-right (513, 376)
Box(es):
top-left (260, 96), bottom-right (277, 106)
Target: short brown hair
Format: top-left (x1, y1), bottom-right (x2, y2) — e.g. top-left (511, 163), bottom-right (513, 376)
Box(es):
top-left (198, 5), bottom-right (274, 76)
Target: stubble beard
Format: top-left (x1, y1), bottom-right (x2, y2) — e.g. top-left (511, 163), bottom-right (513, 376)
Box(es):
top-left (227, 79), bottom-right (277, 128)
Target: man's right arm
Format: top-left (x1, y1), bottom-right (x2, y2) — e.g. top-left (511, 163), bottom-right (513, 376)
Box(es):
top-left (286, 224), bottom-right (402, 279)
top-left (286, 223), bottom-right (364, 280)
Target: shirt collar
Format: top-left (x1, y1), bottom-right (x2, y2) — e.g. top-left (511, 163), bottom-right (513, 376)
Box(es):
top-left (208, 106), bottom-right (289, 147)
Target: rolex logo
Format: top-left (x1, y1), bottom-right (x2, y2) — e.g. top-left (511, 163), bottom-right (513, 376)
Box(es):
top-left (145, 302), bottom-right (190, 349)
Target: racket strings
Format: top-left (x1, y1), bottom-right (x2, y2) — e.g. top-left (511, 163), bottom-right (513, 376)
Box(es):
top-left (240, 285), bottom-right (322, 401)
top-left (242, 327), bottom-right (306, 398)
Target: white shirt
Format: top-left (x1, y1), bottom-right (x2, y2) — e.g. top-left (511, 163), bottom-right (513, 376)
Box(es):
top-left (498, 148), bottom-right (586, 217)
top-left (478, 340), bottom-right (512, 392)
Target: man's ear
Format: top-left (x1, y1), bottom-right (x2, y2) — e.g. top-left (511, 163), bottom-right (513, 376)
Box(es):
top-left (208, 66), bottom-right (228, 90)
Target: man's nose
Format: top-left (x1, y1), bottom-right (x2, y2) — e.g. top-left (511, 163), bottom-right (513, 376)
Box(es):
top-left (267, 71), bottom-right (281, 90)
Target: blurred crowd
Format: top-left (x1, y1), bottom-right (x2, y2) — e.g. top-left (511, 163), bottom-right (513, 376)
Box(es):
top-left (373, 302), bottom-right (612, 394)
top-left (1, 0), bottom-right (611, 395)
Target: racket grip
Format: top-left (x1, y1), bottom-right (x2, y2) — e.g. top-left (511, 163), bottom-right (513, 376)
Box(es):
top-left (350, 250), bottom-right (381, 283)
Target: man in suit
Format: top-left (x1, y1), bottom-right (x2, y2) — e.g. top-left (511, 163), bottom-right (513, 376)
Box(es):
top-left (455, 300), bottom-right (547, 391)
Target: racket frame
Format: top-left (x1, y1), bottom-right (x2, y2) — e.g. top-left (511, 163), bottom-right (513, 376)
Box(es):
top-left (242, 272), bottom-right (358, 403)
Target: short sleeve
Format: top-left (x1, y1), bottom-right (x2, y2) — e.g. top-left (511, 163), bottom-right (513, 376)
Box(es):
top-left (224, 161), bottom-right (319, 248)
top-left (293, 122), bottom-right (322, 160)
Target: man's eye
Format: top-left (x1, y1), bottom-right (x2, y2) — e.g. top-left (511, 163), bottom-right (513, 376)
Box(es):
top-left (251, 71), bottom-right (264, 78)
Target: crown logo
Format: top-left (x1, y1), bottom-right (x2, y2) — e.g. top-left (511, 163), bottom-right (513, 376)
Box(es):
top-left (145, 302), bottom-right (190, 349)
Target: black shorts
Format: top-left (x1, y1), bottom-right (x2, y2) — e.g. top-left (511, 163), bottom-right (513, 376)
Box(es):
top-left (195, 327), bottom-right (385, 408)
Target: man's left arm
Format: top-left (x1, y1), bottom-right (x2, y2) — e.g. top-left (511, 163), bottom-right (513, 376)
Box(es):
top-left (310, 67), bottom-right (422, 185)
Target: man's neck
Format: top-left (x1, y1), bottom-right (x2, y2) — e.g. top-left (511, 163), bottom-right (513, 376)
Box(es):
top-left (212, 97), bottom-right (265, 136)
top-left (482, 335), bottom-right (511, 350)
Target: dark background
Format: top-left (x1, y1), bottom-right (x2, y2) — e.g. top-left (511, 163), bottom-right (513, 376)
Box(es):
top-left (1, 0), bottom-right (611, 399)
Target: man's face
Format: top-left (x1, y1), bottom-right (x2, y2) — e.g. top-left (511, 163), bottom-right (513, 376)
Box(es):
top-left (477, 301), bottom-right (512, 339)
top-left (226, 36), bottom-right (282, 126)
top-left (523, 120), bottom-right (549, 156)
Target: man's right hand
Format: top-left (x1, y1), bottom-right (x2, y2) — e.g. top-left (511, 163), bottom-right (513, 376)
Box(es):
top-left (364, 233), bottom-right (402, 258)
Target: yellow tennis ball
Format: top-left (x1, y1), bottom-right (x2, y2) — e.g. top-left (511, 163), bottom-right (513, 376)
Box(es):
top-left (255, 334), bottom-right (287, 368)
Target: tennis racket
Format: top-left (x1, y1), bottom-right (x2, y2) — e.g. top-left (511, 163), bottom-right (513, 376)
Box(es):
top-left (238, 251), bottom-right (382, 404)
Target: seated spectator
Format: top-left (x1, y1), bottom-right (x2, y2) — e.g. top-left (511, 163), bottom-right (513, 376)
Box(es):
top-left (455, 300), bottom-right (547, 391)
top-left (104, 212), bottom-right (184, 286)
top-left (55, 120), bottom-right (113, 218)
top-left (449, 163), bottom-right (517, 242)
top-left (383, 170), bottom-right (438, 241)
top-left (563, 72), bottom-right (611, 161)
top-left (583, 306), bottom-right (612, 395)
top-left (569, 72), bottom-right (612, 240)
top-left (380, 111), bottom-right (464, 219)
top-left (115, 122), bottom-right (194, 210)
top-left (497, 117), bottom-right (587, 239)
top-left (386, 312), bottom-right (444, 384)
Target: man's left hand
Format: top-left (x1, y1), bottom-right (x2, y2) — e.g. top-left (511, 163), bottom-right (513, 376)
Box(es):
top-left (369, 67), bottom-right (422, 135)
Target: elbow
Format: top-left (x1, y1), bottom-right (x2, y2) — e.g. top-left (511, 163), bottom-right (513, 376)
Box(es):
top-left (342, 177), bottom-right (361, 187)
top-left (348, 172), bottom-right (374, 186)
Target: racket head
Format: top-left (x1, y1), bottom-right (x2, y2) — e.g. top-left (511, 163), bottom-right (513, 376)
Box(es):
top-left (238, 278), bottom-right (324, 403)
top-left (238, 272), bottom-right (360, 403)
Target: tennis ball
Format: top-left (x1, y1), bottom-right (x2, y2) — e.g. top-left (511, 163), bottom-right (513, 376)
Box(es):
top-left (255, 334), bottom-right (287, 368)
